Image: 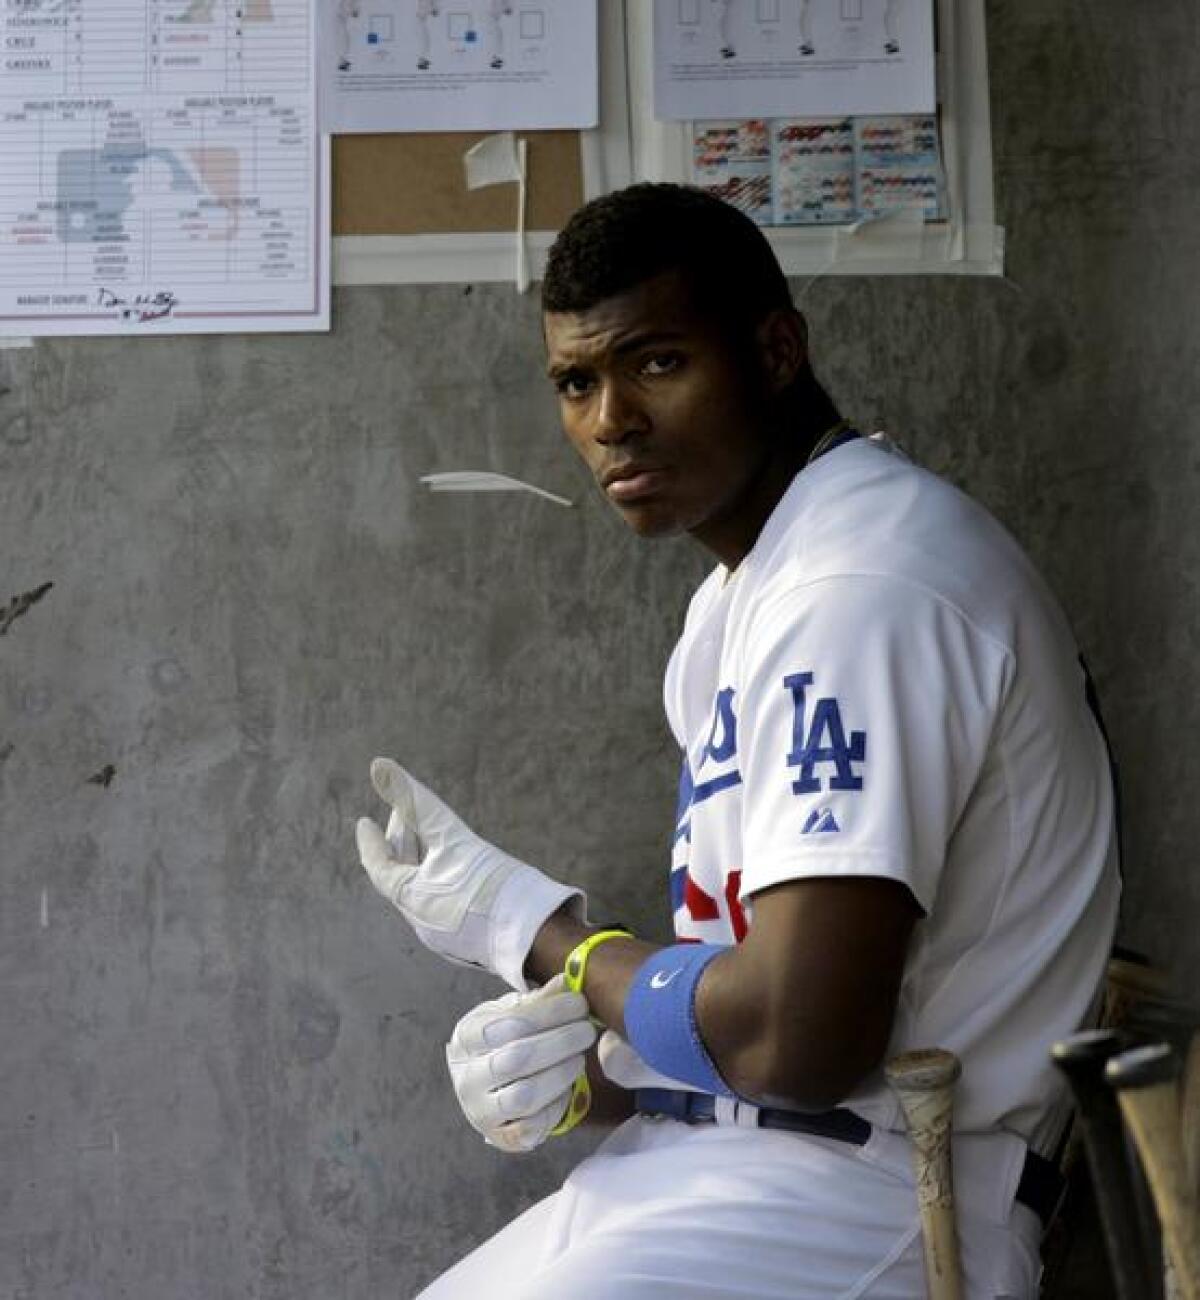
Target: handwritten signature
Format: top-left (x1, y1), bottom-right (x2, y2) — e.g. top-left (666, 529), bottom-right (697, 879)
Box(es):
top-left (97, 288), bottom-right (178, 323)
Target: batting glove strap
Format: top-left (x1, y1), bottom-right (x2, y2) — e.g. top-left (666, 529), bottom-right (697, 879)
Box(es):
top-left (623, 943), bottom-right (736, 1099)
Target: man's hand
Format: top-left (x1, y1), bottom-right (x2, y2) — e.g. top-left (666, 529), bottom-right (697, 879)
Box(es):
top-left (355, 757), bottom-right (585, 990)
top-left (446, 975), bottom-right (597, 1153)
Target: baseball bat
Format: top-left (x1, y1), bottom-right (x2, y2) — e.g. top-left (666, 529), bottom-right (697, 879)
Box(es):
top-left (1104, 953), bottom-right (1171, 1031)
top-left (1119, 999), bottom-right (1200, 1298)
top-left (1050, 1029), bottom-right (1159, 1300)
top-left (886, 1048), bottom-right (964, 1300)
top-left (1180, 1030), bottom-right (1200, 1201)
top-left (1107, 1042), bottom-right (1200, 1300)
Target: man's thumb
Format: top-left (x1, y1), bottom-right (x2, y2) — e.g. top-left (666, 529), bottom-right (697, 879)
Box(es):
top-left (356, 816), bottom-right (416, 902)
top-left (370, 757), bottom-right (417, 819)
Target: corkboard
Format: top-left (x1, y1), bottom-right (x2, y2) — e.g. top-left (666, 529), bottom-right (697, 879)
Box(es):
top-left (332, 131), bottom-right (585, 235)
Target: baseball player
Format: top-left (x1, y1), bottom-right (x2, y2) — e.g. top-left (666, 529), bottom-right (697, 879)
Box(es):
top-left (415, 0), bottom-right (440, 71)
top-left (799, 0), bottom-right (815, 55)
top-left (335, 0), bottom-right (360, 71)
top-left (717, 0), bottom-right (737, 58)
top-left (485, 0), bottom-right (514, 69)
top-left (883, 0), bottom-right (901, 53)
top-left (357, 184), bottom-right (1121, 1297)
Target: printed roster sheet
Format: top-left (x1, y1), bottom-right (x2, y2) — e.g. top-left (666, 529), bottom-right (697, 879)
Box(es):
top-left (0, 0), bottom-right (330, 337)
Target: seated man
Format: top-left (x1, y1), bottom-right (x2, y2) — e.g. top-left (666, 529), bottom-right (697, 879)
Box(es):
top-left (356, 183), bottom-right (1121, 1299)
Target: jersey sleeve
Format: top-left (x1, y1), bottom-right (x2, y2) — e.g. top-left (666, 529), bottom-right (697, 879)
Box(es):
top-left (737, 574), bottom-right (1011, 914)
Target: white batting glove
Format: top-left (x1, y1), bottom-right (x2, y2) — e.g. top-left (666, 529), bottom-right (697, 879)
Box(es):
top-left (597, 1029), bottom-right (705, 1094)
top-left (355, 757), bottom-right (586, 990)
top-left (447, 975), bottom-right (598, 1153)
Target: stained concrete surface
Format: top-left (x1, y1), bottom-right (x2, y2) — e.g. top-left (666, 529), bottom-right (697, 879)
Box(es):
top-left (1, 3), bottom-right (1197, 1296)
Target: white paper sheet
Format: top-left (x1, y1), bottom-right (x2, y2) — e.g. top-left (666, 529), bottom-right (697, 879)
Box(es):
top-left (0, 0), bottom-right (329, 338)
top-left (654, 0), bottom-right (935, 122)
top-left (320, 0), bottom-right (598, 133)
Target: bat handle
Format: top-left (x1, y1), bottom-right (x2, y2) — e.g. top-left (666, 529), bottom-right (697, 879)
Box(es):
top-left (1182, 1030), bottom-right (1200, 1201)
top-left (886, 1048), bottom-right (965, 1300)
top-left (1051, 1029), bottom-right (1162, 1300)
top-left (1108, 1043), bottom-right (1200, 1300)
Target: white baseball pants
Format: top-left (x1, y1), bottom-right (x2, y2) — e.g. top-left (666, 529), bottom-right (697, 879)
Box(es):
top-left (417, 1116), bottom-right (1043, 1299)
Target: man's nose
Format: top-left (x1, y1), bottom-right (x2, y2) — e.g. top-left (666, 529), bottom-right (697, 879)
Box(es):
top-left (592, 378), bottom-right (648, 445)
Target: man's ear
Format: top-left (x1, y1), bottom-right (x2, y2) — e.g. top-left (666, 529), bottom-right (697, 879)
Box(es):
top-left (755, 308), bottom-right (808, 395)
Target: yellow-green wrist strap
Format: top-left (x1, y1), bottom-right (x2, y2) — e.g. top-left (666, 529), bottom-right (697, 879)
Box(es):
top-left (564, 927), bottom-right (633, 994)
top-left (550, 928), bottom-right (634, 1137)
top-left (549, 1072), bottom-right (593, 1137)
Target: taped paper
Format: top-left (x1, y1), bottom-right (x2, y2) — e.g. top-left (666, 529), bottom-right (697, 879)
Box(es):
top-left (464, 132), bottom-right (529, 292)
top-left (834, 206), bottom-right (931, 262)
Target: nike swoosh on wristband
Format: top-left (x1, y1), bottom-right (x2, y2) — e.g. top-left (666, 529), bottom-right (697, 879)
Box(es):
top-left (650, 969), bottom-right (681, 990)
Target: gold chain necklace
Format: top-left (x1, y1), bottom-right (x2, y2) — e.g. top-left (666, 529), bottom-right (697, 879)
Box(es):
top-left (805, 418), bottom-right (854, 467)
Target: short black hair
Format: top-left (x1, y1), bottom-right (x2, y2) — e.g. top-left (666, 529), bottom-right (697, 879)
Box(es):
top-left (542, 183), bottom-right (794, 331)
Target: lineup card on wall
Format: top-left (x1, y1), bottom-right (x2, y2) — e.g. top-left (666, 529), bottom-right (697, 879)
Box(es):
top-left (655, 0), bottom-right (935, 121)
top-left (0, 0), bottom-right (330, 338)
top-left (692, 114), bottom-right (943, 225)
top-left (319, 0), bottom-right (598, 134)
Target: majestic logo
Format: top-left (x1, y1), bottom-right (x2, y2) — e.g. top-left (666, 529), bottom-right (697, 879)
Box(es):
top-left (783, 671), bottom-right (866, 795)
top-left (801, 807), bottom-right (840, 835)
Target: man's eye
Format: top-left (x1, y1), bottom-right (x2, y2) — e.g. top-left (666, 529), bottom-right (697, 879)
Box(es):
top-left (555, 373), bottom-right (594, 400)
top-left (641, 354), bottom-right (681, 377)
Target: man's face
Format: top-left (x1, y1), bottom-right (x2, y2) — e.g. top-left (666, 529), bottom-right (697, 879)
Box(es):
top-left (543, 270), bottom-right (780, 552)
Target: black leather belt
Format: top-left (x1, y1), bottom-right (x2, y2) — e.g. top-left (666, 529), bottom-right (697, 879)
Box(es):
top-left (634, 1088), bottom-right (1063, 1228)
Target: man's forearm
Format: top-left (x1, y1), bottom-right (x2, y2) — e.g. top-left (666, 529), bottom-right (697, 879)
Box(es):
top-left (522, 906), bottom-right (654, 1033)
top-left (526, 910), bottom-right (770, 1102)
top-left (525, 877), bottom-right (917, 1112)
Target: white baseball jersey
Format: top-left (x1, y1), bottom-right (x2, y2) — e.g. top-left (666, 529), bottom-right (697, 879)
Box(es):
top-left (664, 435), bottom-right (1121, 1155)
top-left (420, 437), bottom-right (1105, 1299)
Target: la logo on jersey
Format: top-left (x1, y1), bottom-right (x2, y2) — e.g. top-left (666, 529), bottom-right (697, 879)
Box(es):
top-left (783, 671), bottom-right (866, 797)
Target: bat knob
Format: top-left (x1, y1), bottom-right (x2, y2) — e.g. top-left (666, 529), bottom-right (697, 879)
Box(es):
top-left (1107, 1042), bottom-right (1180, 1091)
top-left (1052, 1029), bottom-right (1130, 1093)
top-left (1052, 1027), bottom-right (1126, 1064)
top-left (886, 1047), bottom-right (962, 1093)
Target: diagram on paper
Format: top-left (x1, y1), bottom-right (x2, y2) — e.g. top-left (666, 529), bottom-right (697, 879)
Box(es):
top-left (692, 114), bottom-right (943, 226)
top-left (656, 0), bottom-right (935, 121)
top-left (320, 0), bottom-right (597, 132)
top-left (0, 0), bottom-right (328, 336)
top-left (333, 1), bottom-right (537, 74)
top-left (680, 0), bottom-right (904, 61)
top-left (55, 141), bottom-right (243, 248)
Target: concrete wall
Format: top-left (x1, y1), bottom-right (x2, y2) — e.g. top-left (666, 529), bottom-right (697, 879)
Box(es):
top-left (1, 2), bottom-right (1196, 1295)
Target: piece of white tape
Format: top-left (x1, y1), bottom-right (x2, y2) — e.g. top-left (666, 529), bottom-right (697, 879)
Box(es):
top-left (464, 132), bottom-right (530, 293)
top-left (833, 207), bottom-right (930, 263)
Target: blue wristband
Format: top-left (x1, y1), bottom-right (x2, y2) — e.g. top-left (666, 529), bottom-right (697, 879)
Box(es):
top-left (623, 943), bottom-right (735, 1098)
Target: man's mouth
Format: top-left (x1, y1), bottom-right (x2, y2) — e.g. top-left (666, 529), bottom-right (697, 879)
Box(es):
top-left (601, 464), bottom-right (669, 502)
